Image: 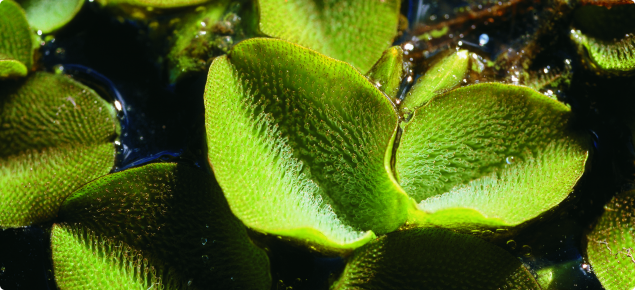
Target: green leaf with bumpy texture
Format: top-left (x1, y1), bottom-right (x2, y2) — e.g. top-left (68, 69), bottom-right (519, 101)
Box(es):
top-left (0, 0), bottom-right (34, 78)
top-left (52, 163), bottom-right (271, 290)
top-left (586, 190), bottom-right (635, 290)
top-left (258, 0), bottom-right (401, 73)
top-left (397, 83), bottom-right (589, 229)
top-left (401, 49), bottom-right (469, 112)
top-left (365, 46), bottom-right (404, 101)
top-left (19, 0), bottom-right (84, 34)
top-left (0, 72), bottom-right (119, 228)
top-left (95, 0), bottom-right (211, 8)
top-left (332, 228), bottom-right (540, 290)
top-left (205, 38), bottom-right (413, 254)
top-left (571, 4), bottom-right (635, 73)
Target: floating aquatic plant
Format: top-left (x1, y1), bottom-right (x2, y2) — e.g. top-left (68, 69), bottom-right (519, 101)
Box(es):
top-left (0, 72), bottom-right (119, 228)
top-left (2, 0), bottom-right (635, 288)
top-left (52, 163), bottom-right (270, 289)
top-left (204, 37), bottom-right (589, 254)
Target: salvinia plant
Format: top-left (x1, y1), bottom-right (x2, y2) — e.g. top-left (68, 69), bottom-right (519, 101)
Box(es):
top-left (3, 0), bottom-right (635, 289)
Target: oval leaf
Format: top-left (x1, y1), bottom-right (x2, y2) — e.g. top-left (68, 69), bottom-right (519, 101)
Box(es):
top-left (586, 190), bottom-right (635, 290)
top-left (396, 83), bottom-right (589, 228)
top-left (53, 163), bottom-right (271, 289)
top-left (365, 46), bottom-right (404, 101)
top-left (19, 0), bottom-right (84, 34)
top-left (258, 0), bottom-right (401, 73)
top-left (95, 0), bottom-right (212, 8)
top-left (0, 0), bottom-right (34, 78)
top-left (333, 228), bottom-right (540, 290)
top-left (0, 72), bottom-right (119, 227)
top-left (204, 38), bottom-right (412, 254)
top-left (401, 49), bottom-right (469, 112)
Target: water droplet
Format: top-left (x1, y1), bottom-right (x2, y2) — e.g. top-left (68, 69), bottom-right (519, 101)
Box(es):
top-left (187, 279), bottom-right (193, 286)
top-left (201, 238), bottom-right (207, 245)
top-left (479, 34), bottom-right (489, 46)
top-left (506, 156), bottom-right (516, 164)
top-left (506, 240), bottom-right (517, 249)
top-left (521, 245), bottom-right (532, 256)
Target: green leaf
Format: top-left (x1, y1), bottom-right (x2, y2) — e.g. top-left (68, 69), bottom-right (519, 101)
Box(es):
top-left (52, 163), bottom-right (271, 289)
top-left (0, 0), bottom-right (34, 78)
top-left (204, 38), bottom-right (412, 254)
top-left (586, 190), bottom-right (635, 290)
top-left (18, 0), bottom-right (84, 34)
top-left (0, 72), bottom-right (119, 228)
top-left (396, 83), bottom-right (589, 228)
top-left (571, 4), bottom-right (635, 73)
top-left (332, 228), bottom-right (540, 290)
top-left (95, 0), bottom-right (212, 8)
top-left (365, 46), bottom-right (404, 101)
top-left (258, 0), bottom-right (401, 73)
top-left (401, 49), bottom-right (469, 112)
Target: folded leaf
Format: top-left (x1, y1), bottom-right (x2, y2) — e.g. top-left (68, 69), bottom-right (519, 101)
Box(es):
top-left (258, 0), bottom-right (401, 73)
top-left (332, 228), bottom-right (540, 290)
top-left (95, 0), bottom-right (211, 8)
top-left (571, 4), bottom-right (635, 73)
top-left (396, 83), bottom-right (589, 228)
top-left (19, 0), bottom-right (84, 34)
top-left (586, 190), bottom-right (635, 290)
top-left (0, 0), bottom-right (34, 78)
top-left (0, 72), bottom-right (119, 227)
top-left (365, 46), bottom-right (404, 101)
top-left (53, 163), bottom-right (271, 290)
top-left (401, 49), bottom-right (469, 112)
top-left (205, 38), bottom-right (412, 254)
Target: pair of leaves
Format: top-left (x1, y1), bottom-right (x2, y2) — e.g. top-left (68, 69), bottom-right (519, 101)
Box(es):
top-left (0, 72), bottom-right (119, 228)
top-left (204, 38), bottom-right (590, 254)
top-left (51, 163), bottom-right (271, 289)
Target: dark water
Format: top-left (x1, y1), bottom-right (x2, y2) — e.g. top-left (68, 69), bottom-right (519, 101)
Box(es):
top-left (2, 0), bottom-right (634, 289)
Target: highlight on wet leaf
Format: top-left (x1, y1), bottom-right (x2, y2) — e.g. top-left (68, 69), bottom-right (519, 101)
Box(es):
top-left (396, 83), bottom-right (589, 229)
top-left (52, 163), bottom-right (271, 290)
top-left (0, 0), bottom-right (35, 78)
top-left (585, 190), bottom-right (635, 290)
top-left (570, 4), bottom-right (635, 73)
top-left (95, 0), bottom-right (211, 8)
top-left (257, 0), bottom-right (401, 73)
top-left (332, 228), bottom-right (540, 290)
top-left (0, 72), bottom-right (119, 228)
top-left (18, 0), bottom-right (84, 34)
top-left (365, 46), bottom-right (404, 101)
top-left (204, 38), bottom-right (413, 254)
top-left (401, 49), bottom-right (469, 112)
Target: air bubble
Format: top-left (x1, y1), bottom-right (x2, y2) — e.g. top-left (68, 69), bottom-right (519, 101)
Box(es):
top-left (187, 279), bottom-right (193, 286)
top-left (201, 238), bottom-right (207, 245)
top-left (506, 240), bottom-right (517, 249)
top-left (521, 245), bottom-right (532, 256)
top-left (506, 156), bottom-right (516, 164)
